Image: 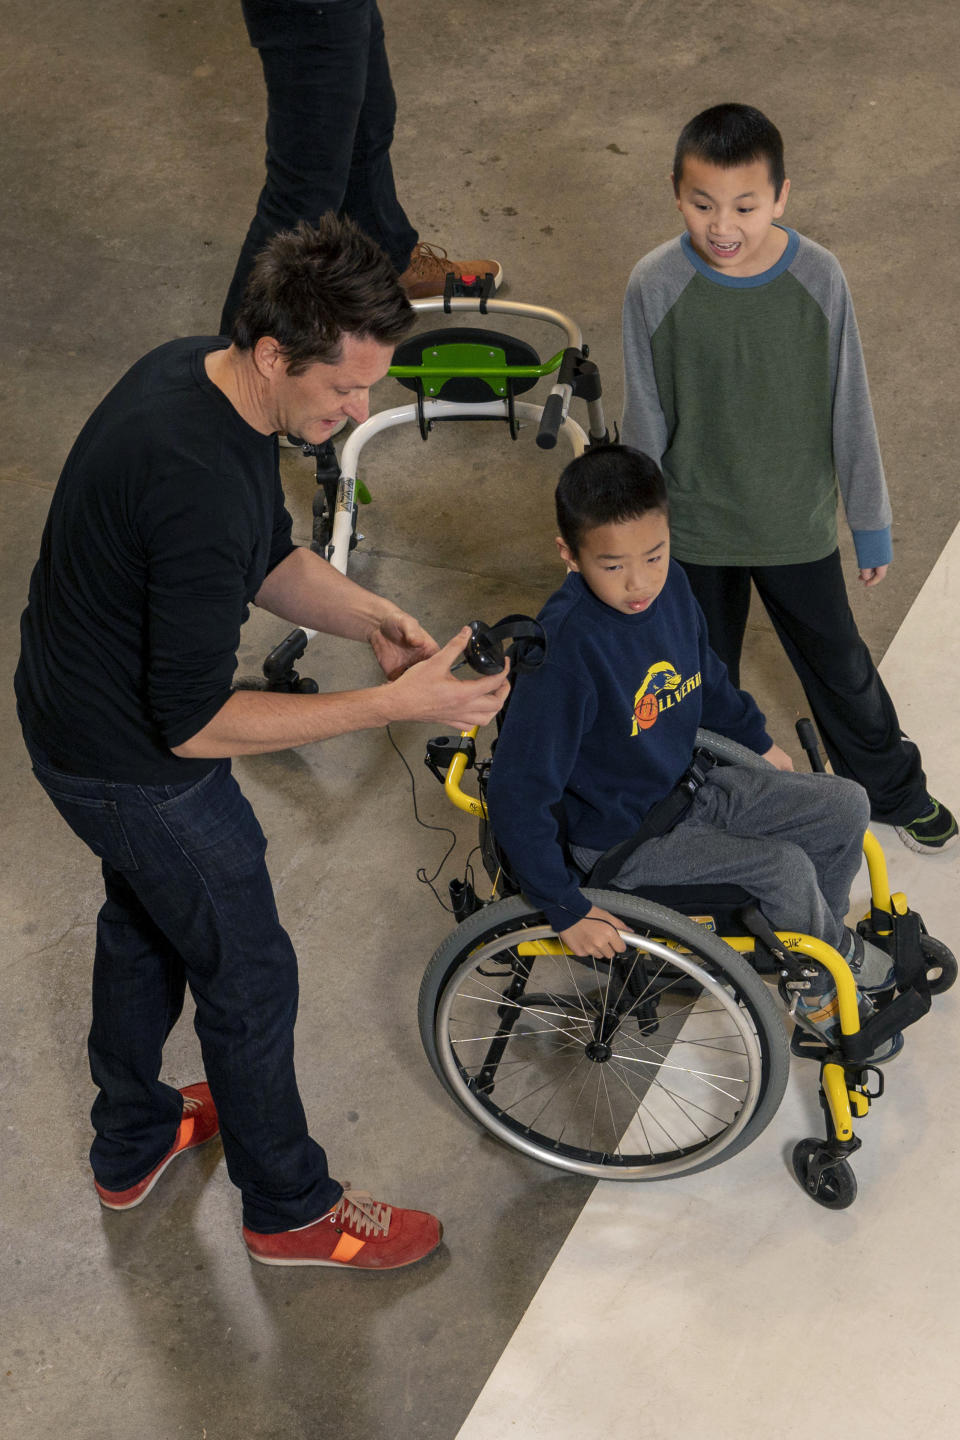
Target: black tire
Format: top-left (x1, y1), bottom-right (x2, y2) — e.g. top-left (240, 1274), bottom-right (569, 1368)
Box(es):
top-left (921, 934), bottom-right (958, 995)
top-left (418, 889), bottom-right (790, 1180)
top-left (791, 1139), bottom-right (858, 1209)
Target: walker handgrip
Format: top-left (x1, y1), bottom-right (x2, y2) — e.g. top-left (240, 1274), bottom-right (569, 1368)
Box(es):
top-left (536, 393), bottom-right (564, 449)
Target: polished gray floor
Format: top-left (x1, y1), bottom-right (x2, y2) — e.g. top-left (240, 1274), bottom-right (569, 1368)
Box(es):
top-left (3, 3), bottom-right (959, 1437)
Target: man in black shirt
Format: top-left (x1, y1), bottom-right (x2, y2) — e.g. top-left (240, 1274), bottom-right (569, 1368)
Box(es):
top-left (16, 216), bottom-right (508, 1271)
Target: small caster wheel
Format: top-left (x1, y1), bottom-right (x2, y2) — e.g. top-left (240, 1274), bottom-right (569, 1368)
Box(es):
top-left (921, 935), bottom-right (957, 995)
top-left (791, 1139), bottom-right (858, 1209)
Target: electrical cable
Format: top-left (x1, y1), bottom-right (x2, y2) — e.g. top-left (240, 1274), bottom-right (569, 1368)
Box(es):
top-left (385, 724), bottom-right (477, 914)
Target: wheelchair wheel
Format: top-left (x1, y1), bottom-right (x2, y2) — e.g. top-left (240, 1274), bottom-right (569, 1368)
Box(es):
top-left (418, 889), bottom-right (790, 1180)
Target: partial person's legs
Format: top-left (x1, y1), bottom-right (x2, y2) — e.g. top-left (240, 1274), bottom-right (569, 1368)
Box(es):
top-left (676, 561), bottom-right (753, 686)
top-left (110, 764), bottom-right (343, 1233)
top-left (694, 766), bottom-right (870, 940)
top-left (573, 765), bottom-right (901, 1059)
top-left (220, 0), bottom-right (416, 332)
top-left (339, 1), bottom-right (418, 268)
top-left (582, 766), bottom-right (868, 948)
top-left (88, 864), bottom-right (188, 1184)
top-left (752, 552), bottom-right (928, 823)
top-left (27, 747), bottom-right (341, 1232)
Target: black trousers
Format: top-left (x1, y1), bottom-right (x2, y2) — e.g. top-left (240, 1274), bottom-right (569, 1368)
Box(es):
top-left (220, 0), bottom-right (418, 334)
top-left (679, 550), bottom-right (927, 824)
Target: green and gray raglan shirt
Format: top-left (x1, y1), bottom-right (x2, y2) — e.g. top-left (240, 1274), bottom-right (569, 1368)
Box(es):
top-left (621, 226), bottom-right (893, 569)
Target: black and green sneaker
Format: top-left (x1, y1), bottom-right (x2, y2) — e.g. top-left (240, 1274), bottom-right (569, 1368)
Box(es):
top-left (895, 796), bottom-right (958, 853)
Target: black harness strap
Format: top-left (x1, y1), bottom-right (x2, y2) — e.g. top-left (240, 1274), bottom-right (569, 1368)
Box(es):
top-left (585, 751), bottom-right (719, 889)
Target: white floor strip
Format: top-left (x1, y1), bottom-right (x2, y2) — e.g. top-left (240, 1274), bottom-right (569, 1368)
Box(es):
top-left (457, 525), bottom-right (960, 1440)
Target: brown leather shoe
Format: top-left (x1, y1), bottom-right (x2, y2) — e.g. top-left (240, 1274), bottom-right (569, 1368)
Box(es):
top-left (399, 242), bottom-right (503, 299)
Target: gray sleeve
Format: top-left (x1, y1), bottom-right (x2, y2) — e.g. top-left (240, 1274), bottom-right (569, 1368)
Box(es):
top-left (790, 238), bottom-right (892, 544)
top-left (621, 239), bottom-right (691, 461)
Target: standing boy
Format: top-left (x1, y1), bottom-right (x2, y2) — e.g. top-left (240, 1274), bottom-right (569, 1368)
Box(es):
top-left (622, 102), bottom-right (955, 853)
top-left (486, 446), bottom-right (899, 1059)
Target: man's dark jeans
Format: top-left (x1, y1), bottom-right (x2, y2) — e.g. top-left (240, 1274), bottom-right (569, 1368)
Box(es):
top-left (220, 0), bottom-right (418, 333)
top-left (25, 741), bottom-right (342, 1233)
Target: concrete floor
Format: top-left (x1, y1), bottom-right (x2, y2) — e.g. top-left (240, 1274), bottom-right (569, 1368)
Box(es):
top-left (2, 2), bottom-right (959, 1437)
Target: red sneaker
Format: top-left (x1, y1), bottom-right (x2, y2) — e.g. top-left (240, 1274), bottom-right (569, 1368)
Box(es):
top-left (242, 1187), bottom-right (443, 1270)
top-left (94, 1082), bottom-right (220, 1211)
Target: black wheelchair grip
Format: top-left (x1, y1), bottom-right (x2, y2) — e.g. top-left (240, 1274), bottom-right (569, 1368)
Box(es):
top-left (795, 717), bottom-right (825, 772)
top-left (536, 393), bottom-right (564, 449)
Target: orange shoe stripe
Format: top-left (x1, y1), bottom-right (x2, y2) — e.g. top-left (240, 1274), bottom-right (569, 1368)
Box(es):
top-left (175, 1116), bottom-right (195, 1151)
top-left (330, 1233), bottom-right (365, 1263)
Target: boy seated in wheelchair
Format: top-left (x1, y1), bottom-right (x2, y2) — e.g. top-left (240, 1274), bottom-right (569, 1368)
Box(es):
top-left (485, 444), bottom-right (901, 1060)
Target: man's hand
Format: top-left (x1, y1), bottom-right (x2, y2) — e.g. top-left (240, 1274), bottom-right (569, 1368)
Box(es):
top-left (172, 626), bottom-right (509, 760)
top-left (859, 565), bottom-right (888, 588)
top-left (369, 610), bottom-right (438, 680)
top-left (386, 627), bottom-right (510, 729)
top-left (762, 742), bottom-right (795, 771)
top-left (558, 905), bottom-right (627, 959)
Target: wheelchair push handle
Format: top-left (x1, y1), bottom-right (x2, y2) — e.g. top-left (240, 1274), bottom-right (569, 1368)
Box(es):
top-left (796, 717), bottom-right (826, 773)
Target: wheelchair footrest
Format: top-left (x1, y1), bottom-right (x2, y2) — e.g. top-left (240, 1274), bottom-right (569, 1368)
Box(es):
top-left (791, 1026), bottom-right (831, 1060)
top-left (791, 985), bottom-right (930, 1066)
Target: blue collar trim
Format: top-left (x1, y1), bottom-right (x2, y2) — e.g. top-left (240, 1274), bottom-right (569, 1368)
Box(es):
top-left (680, 226), bottom-right (799, 287)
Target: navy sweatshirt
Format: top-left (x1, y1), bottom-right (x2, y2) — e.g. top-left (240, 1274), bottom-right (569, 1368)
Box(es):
top-left (485, 566), bottom-right (771, 931)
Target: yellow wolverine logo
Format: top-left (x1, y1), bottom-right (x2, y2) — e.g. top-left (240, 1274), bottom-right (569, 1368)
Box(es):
top-left (631, 662), bottom-right (702, 735)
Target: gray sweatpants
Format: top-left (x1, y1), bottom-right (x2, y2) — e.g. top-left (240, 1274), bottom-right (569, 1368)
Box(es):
top-left (571, 766), bottom-right (870, 951)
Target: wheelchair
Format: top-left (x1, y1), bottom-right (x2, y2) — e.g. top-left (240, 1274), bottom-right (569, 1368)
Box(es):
top-left (418, 717), bottom-right (957, 1209)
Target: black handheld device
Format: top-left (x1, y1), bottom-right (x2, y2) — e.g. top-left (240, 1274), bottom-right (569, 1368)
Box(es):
top-left (463, 615), bottom-right (547, 676)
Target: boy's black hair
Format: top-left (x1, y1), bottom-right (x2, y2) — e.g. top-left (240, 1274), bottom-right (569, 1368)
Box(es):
top-left (555, 445), bottom-right (668, 555)
top-left (672, 103), bottom-right (786, 200)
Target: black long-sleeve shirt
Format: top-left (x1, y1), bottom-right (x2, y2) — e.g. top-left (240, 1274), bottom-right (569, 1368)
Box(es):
top-left (16, 338), bottom-right (294, 782)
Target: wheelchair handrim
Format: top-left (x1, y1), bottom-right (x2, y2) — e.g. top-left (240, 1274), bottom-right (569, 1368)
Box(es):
top-left (434, 926), bottom-right (766, 1180)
